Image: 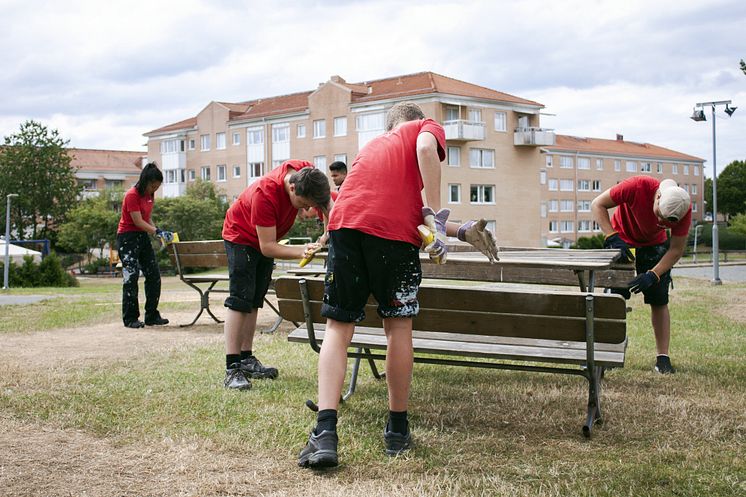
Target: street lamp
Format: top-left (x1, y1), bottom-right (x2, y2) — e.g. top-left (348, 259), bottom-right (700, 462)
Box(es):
top-left (3, 193), bottom-right (19, 290)
top-left (692, 224), bottom-right (704, 263)
top-left (691, 100), bottom-right (737, 285)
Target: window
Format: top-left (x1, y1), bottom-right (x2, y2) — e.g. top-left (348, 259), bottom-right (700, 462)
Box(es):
top-left (548, 179), bottom-right (558, 191)
top-left (200, 134), bottom-right (210, 151)
top-left (233, 165), bottom-right (241, 178)
top-left (577, 180), bottom-right (590, 191)
top-left (297, 123), bottom-right (306, 138)
top-left (188, 170), bottom-right (195, 181)
top-left (683, 184), bottom-right (690, 193)
top-left (494, 112), bottom-right (507, 132)
top-left (249, 162), bottom-right (263, 180)
top-left (232, 132), bottom-right (241, 146)
top-left (444, 106), bottom-right (459, 121)
top-left (684, 165), bottom-right (689, 175)
top-left (470, 185), bottom-right (495, 204)
top-left (313, 119), bottom-right (326, 138)
top-left (560, 179), bottom-right (573, 191)
top-left (356, 112), bottom-right (385, 149)
top-left (657, 163), bottom-right (663, 174)
top-left (560, 156), bottom-right (573, 169)
top-left (79, 179), bottom-right (97, 190)
top-left (560, 221), bottom-right (574, 232)
top-left (578, 220), bottom-right (592, 232)
top-left (188, 139), bottom-right (195, 150)
top-left (539, 170), bottom-right (547, 185)
top-left (333, 117), bottom-right (347, 137)
top-left (691, 184), bottom-right (697, 195)
top-left (692, 201), bottom-right (698, 212)
top-left (216, 132), bottom-right (226, 150)
top-left (592, 180), bottom-right (601, 191)
top-left (694, 165), bottom-right (700, 176)
top-left (593, 221), bottom-right (601, 231)
top-left (334, 153), bottom-right (347, 163)
top-left (672, 164), bottom-right (678, 174)
top-left (272, 124), bottom-right (289, 143)
top-left (448, 184), bottom-right (461, 203)
top-left (541, 202), bottom-right (547, 218)
top-left (216, 165), bottom-right (226, 182)
top-left (160, 139), bottom-right (184, 154)
top-left (314, 155), bottom-right (327, 174)
top-left (545, 155), bottom-right (553, 167)
top-left (218, 195), bottom-right (227, 204)
top-left (469, 148), bottom-right (494, 168)
top-left (596, 159), bottom-right (604, 170)
top-left (577, 200), bottom-right (591, 212)
top-left (468, 108), bottom-right (482, 122)
top-left (577, 157), bottom-right (590, 170)
top-left (164, 170), bottom-right (177, 184)
top-left (105, 179), bottom-right (123, 189)
top-left (201, 166), bottom-right (211, 181)
top-left (614, 160), bottom-right (621, 172)
top-left (640, 162), bottom-right (651, 173)
top-left (560, 200), bottom-right (574, 212)
top-left (626, 161), bottom-right (637, 173)
top-left (549, 220), bottom-right (559, 233)
top-left (548, 199), bottom-right (559, 212)
top-left (448, 146), bottom-right (460, 166)
top-left (248, 128), bottom-right (264, 145)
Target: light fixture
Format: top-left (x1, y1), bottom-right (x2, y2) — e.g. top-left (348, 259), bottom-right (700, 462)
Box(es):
top-left (690, 108), bottom-right (706, 121)
top-left (724, 104), bottom-right (737, 116)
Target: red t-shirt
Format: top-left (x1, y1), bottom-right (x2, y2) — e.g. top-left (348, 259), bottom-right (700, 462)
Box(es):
top-left (117, 186), bottom-right (154, 234)
top-left (327, 119), bottom-right (446, 246)
top-left (222, 160), bottom-right (312, 250)
top-left (610, 176), bottom-right (692, 247)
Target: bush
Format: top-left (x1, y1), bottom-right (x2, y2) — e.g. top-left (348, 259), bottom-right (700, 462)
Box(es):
top-left (1, 253), bottom-right (78, 287)
top-left (572, 234), bottom-right (604, 249)
top-left (695, 223), bottom-right (746, 250)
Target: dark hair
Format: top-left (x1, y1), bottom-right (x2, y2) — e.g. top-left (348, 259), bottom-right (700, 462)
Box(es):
top-left (290, 168), bottom-right (330, 209)
top-left (135, 162), bottom-right (163, 196)
top-left (329, 161), bottom-right (347, 173)
top-left (385, 102), bottom-right (425, 131)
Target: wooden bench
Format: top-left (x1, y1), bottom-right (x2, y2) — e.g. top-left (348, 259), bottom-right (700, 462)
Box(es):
top-left (168, 240), bottom-right (289, 330)
top-left (275, 275), bottom-right (628, 438)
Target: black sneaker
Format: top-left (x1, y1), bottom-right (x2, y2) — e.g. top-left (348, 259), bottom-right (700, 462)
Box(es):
top-left (125, 320), bottom-right (144, 329)
top-left (240, 355), bottom-right (279, 379)
top-left (224, 364), bottom-right (252, 390)
top-left (384, 426), bottom-right (413, 456)
top-left (298, 430), bottom-right (338, 468)
top-left (145, 314), bottom-right (169, 326)
top-left (655, 355), bottom-right (676, 374)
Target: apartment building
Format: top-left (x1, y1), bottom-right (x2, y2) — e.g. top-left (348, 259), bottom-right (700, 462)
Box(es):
top-left (540, 135), bottom-right (705, 246)
top-left (69, 148), bottom-right (145, 199)
top-left (144, 72), bottom-right (553, 246)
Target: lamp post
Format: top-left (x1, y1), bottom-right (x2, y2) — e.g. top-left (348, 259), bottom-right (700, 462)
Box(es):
top-left (691, 100), bottom-right (737, 285)
top-left (692, 224), bottom-right (703, 263)
top-left (3, 193), bottom-right (19, 290)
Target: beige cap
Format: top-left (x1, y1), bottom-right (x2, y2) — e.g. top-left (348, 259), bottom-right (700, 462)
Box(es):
top-left (658, 179), bottom-right (691, 222)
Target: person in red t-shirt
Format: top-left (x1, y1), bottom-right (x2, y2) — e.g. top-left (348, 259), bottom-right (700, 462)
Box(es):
top-left (592, 176), bottom-right (692, 374)
top-left (220, 160), bottom-right (331, 391)
top-left (116, 162), bottom-right (172, 329)
top-left (298, 102), bottom-right (498, 469)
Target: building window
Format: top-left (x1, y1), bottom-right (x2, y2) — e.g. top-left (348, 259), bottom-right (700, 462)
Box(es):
top-left (577, 200), bottom-right (591, 212)
top-left (541, 202), bottom-right (547, 218)
top-left (445, 106), bottom-right (459, 121)
top-left (272, 124), bottom-right (289, 143)
top-left (105, 179), bottom-right (123, 189)
top-left (560, 156), bottom-right (573, 169)
top-left (593, 221), bottom-right (601, 231)
top-left (216, 165), bottom-right (226, 182)
top-left (470, 184), bottom-right (495, 204)
top-left (672, 164), bottom-right (679, 174)
top-left (548, 199), bottom-right (559, 212)
top-left (596, 159), bottom-right (603, 170)
top-left (333, 117), bottom-right (347, 137)
top-left (641, 162), bottom-right (652, 173)
top-left (540, 170), bottom-right (547, 185)
top-left (314, 155), bottom-right (327, 174)
top-left (232, 132), bottom-right (241, 146)
top-left (614, 160), bottom-right (621, 172)
top-left (626, 161), bottom-right (637, 173)
top-left (469, 148), bottom-right (495, 168)
top-left (468, 108), bottom-right (482, 122)
top-left (201, 166), bottom-right (210, 181)
top-left (200, 134), bottom-right (210, 151)
top-left (313, 119), bottom-right (326, 138)
top-left (694, 165), bottom-right (700, 176)
top-left (79, 178), bottom-right (97, 190)
top-left (494, 112), bottom-right (507, 132)
top-left (334, 153), bottom-right (347, 163)
top-left (248, 128), bottom-right (264, 144)
top-left (578, 220), bottom-right (592, 232)
top-left (560, 179), bottom-right (574, 191)
top-left (249, 162), bottom-right (263, 181)
top-left (657, 163), bottom-right (663, 174)
top-left (548, 179), bottom-right (558, 191)
top-left (233, 165), bottom-right (241, 178)
top-left (592, 180), bottom-right (601, 191)
top-left (692, 201), bottom-right (698, 212)
top-left (549, 220), bottom-right (559, 233)
top-left (216, 132), bottom-right (226, 150)
top-left (691, 184), bottom-right (698, 195)
top-left (448, 146), bottom-right (460, 167)
top-left (448, 184), bottom-right (461, 204)
top-left (684, 165), bottom-right (690, 175)
top-left (297, 123), bottom-right (306, 138)
top-left (577, 180), bottom-right (590, 191)
top-left (188, 139), bottom-right (196, 150)
top-left (577, 157), bottom-right (590, 170)
top-left (683, 184), bottom-right (690, 193)
top-left (545, 155), bottom-right (553, 167)
top-left (560, 200), bottom-right (574, 212)
top-left (188, 170), bottom-right (195, 181)
top-left (560, 221), bottom-right (574, 232)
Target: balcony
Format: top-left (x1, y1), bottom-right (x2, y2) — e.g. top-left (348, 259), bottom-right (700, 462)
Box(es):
top-left (443, 120), bottom-right (485, 141)
top-left (514, 127), bottom-right (556, 146)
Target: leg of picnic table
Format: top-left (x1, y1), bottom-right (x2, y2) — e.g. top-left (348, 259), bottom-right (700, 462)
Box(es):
top-left (583, 365), bottom-right (603, 438)
top-left (203, 282), bottom-right (224, 324)
top-left (342, 350), bottom-right (363, 401)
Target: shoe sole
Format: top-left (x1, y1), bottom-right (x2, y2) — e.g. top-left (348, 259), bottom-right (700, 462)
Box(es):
top-left (300, 450), bottom-right (338, 468)
top-left (241, 369), bottom-right (279, 379)
top-left (224, 383), bottom-right (252, 390)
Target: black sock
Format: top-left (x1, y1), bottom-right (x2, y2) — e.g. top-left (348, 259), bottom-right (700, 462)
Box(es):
top-left (226, 354), bottom-right (241, 368)
top-left (388, 410), bottom-right (408, 435)
top-left (241, 350), bottom-right (252, 360)
top-left (316, 409), bottom-right (338, 433)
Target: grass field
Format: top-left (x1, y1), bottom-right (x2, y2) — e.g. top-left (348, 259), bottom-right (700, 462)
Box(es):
top-left (0, 275), bottom-right (744, 496)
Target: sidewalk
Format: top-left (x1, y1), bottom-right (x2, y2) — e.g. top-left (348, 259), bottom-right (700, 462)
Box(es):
top-left (673, 262), bottom-right (746, 282)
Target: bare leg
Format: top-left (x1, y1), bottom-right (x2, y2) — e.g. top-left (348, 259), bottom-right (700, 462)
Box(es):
top-left (224, 309), bottom-right (250, 355)
top-left (383, 317), bottom-right (414, 412)
top-left (317, 318), bottom-right (355, 411)
top-left (240, 310), bottom-right (259, 351)
top-left (650, 304), bottom-right (670, 356)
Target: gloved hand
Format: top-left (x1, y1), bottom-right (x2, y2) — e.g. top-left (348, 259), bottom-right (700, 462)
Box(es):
top-left (422, 207), bottom-right (450, 264)
top-left (603, 232), bottom-right (635, 263)
top-left (457, 219), bottom-right (499, 263)
top-left (628, 270), bottom-right (660, 293)
top-left (155, 228), bottom-right (174, 244)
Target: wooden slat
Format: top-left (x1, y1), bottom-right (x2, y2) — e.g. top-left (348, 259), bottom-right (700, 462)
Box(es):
top-left (173, 253), bottom-right (228, 268)
top-left (172, 240), bottom-right (226, 254)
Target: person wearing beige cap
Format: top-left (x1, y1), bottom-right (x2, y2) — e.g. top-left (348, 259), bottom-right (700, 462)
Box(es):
top-left (591, 176), bottom-right (692, 374)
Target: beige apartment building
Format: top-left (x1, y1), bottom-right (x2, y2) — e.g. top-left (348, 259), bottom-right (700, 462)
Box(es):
top-left (540, 135), bottom-right (705, 246)
top-left (69, 148), bottom-right (145, 199)
top-left (144, 71), bottom-right (703, 247)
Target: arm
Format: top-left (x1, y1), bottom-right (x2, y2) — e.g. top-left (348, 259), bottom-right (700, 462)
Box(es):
top-left (653, 234), bottom-right (687, 276)
top-left (591, 189), bottom-right (616, 235)
top-left (417, 131), bottom-right (441, 210)
top-left (130, 211), bottom-right (157, 234)
top-left (256, 225), bottom-right (320, 260)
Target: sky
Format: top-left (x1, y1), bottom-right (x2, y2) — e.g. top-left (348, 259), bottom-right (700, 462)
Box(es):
top-left (1, 0), bottom-right (744, 179)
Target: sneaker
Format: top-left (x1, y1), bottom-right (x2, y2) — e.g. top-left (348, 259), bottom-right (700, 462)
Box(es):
top-left (654, 355), bottom-right (676, 374)
top-left (145, 314), bottom-right (169, 326)
top-left (298, 430), bottom-right (338, 468)
top-left (384, 426), bottom-right (413, 456)
top-left (224, 364), bottom-right (252, 390)
top-left (240, 355), bottom-right (279, 379)
top-left (125, 320), bottom-right (144, 329)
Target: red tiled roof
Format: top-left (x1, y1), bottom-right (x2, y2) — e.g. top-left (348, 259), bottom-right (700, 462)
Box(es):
top-left (68, 148), bottom-right (144, 173)
top-left (145, 116), bottom-right (198, 136)
top-left (549, 135), bottom-right (704, 162)
top-left (231, 91), bottom-right (313, 121)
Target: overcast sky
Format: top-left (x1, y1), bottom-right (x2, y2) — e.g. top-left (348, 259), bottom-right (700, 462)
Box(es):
top-left (1, 0), bottom-right (744, 178)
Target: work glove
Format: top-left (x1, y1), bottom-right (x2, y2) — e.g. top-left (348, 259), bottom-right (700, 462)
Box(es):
top-left (457, 219), bottom-right (499, 263)
top-left (603, 232), bottom-right (635, 263)
top-left (628, 270), bottom-right (660, 293)
top-left (421, 207), bottom-right (450, 264)
top-left (155, 228), bottom-right (174, 244)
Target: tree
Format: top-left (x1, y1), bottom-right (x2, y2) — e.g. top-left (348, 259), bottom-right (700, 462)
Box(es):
top-left (741, 59), bottom-right (746, 75)
top-left (715, 160), bottom-right (746, 220)
top-left (730, 213), bottom-right (746, 236)
top-left (704, 177), bottom-right (713, 218)
top-left (57, 192), bottom-right (122, 260)
top-left (0, 120), bottom-right (80, 241)
top-left (152, 181), bottom-right (228, 241)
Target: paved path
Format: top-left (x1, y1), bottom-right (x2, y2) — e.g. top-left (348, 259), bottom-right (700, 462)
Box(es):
top-left (0, 295), bottom-right (52, 306)
top-left (673, 263), bottom-right (746, 282)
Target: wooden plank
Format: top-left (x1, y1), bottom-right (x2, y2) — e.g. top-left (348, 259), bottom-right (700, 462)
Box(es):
top-left (172, 240), bottom-right (226, 254)
top-left (173, 253), bottom-right (228, 268)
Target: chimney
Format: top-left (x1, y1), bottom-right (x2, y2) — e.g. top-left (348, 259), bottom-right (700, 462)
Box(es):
top-left (616, 134), bottom-right (624, 141)
top-left (330, 75), bottom-right (345, 84)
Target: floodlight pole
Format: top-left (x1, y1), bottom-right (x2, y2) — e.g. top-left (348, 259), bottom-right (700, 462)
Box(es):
top-left (3, 193), bottom-right (19, 290)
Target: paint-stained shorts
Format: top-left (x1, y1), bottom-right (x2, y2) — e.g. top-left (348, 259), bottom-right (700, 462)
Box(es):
top-left (321, 229), bottom-right (422, 323)
top-left (223, 240), bottom-right (274, 313)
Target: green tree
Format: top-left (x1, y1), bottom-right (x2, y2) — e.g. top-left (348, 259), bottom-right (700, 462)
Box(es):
top-left (0, 120), bottom-right (80, 241)
top-left (741, 59), bottom-right (746, 75)
top-left (730, 213), bottom-right (746, 236)
top-left (704, 177), bottom-right (713, 218)
top-left (57, 192), bottom-right (122, 260)
top-left (715, 160), bottom-right (746, 220)
top-left (153, 181), bottom-right (228, 240)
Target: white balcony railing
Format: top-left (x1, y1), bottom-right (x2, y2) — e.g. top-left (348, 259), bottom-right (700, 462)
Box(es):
top-left (443, 120), bottom-right (485, 141)
top-left (513, 127), bottom-right (556, 146)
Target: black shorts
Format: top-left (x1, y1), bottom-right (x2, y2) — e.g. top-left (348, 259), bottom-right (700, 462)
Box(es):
top-left (321, 229), bottom-right (422, 323)
top-left (635, 242), bottom-right (672, 306)
top-left (223, 240), bottom-right (274, 313)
